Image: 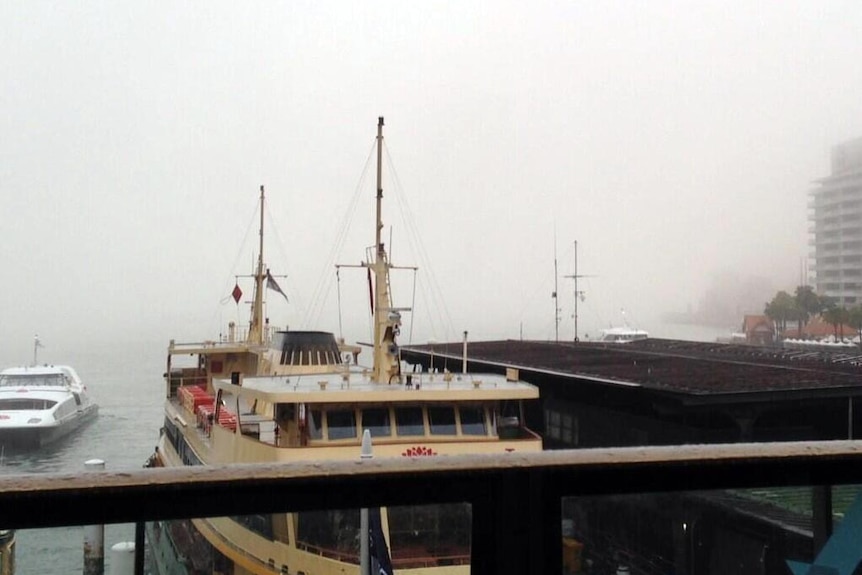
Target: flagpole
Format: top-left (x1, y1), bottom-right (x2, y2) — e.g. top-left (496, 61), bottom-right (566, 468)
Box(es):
top-left (33, 335), bottom-right (42, 366)
top-left (360, 430), bottom-right (372, 575)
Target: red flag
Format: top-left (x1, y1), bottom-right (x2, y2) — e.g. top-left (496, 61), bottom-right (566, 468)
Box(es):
top-left (232, 284), bottom-right (242, 304)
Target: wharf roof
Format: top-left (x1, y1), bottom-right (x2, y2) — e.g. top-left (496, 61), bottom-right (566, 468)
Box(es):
top-left (403, 339), bottom-right (862, 398)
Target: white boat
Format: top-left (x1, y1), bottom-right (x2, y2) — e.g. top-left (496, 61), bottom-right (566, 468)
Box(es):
top-left (598, 326), bottom-right (649, 344)
top-left (147, 118), bottom-right (542, 575)
top-left (0, 360), bottom-right (98, 449)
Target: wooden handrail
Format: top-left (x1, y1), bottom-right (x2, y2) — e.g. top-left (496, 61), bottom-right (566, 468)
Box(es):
top-left (3, 441), bottom-right (862, 575)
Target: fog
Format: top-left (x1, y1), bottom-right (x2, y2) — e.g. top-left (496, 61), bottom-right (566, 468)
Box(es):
top-left (2, 2), bottom-right (861, 363)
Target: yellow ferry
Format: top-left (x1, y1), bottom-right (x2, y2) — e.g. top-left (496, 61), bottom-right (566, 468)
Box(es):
top-left (147, 118), bottom-right (542, 575)
top-left (0, 529), bottom-right (13, 575)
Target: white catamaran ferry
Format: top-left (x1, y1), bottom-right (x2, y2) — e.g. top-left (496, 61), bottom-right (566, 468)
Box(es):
top-left (0, 340), bottom-right (98, 450)
top-left (597, 326), bottom-right (649, 344)
top-left (147, 118), bottom-right (542, 575)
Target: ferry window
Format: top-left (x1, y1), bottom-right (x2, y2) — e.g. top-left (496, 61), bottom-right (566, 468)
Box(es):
top-left (562, 413), bottom-right (577, 445)
top-left (500, 399), bottom-right (521, 419)
top-left (0, 398), bottom-right (58, 410)
top-left (395, 406), bottom-right (425, 436)
top-left (308, 408), bottom-right (323, 440)
top-left (460, 406), bottom-right (487, 436)
top-left (428, 406), bottom-right (456, 435)
top-left (297, 509), bottom-right (360, 557)
top-left (361, 408), bottom-right (391, 437)
top-left (546, 409), bottom-right (561, 441)
top-left (276, 403), bottom-right (295, 424)
top-left (327, 409), bottom-right (357, 440)
top-left (0, 374), bottom-right (65, 387)
top-left (388, 503), bottom-right (472, 566)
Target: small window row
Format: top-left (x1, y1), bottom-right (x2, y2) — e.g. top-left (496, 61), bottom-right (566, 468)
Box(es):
top-left (303, 403), bottom-right (492, 442)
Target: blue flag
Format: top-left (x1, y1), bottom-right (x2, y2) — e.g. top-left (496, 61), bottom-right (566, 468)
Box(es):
top-left (266, 270), bottom-right (288, 302)
top-left (368, 508), bottom-right (394, 575)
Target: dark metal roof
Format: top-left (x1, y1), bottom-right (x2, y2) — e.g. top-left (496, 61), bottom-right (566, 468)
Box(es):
top-left (404, 339), bottom-right (862, 397)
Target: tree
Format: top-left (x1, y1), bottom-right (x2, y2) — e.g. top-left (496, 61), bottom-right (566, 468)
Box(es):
top-left (794, 285), bottom-right (824, 337)
top-left (822, 306), bottom-right (850, 340)
top-left (764, 291), bottom-right (797, 335)
top-left (849, 305), bottom-right (862, 349)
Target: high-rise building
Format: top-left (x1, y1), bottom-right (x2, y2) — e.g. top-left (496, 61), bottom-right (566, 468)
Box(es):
top-left (810, 137), bottom-right (862, 306)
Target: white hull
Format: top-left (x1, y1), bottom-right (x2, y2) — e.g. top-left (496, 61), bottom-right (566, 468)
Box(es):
top-left (0, 404), bottom-right (98, 449)
top-left (0, 365), bottom-right (99, 450)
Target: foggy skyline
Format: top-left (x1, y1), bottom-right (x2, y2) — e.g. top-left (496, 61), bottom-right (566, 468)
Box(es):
top-left (2, 1), bottom-right (861, 364)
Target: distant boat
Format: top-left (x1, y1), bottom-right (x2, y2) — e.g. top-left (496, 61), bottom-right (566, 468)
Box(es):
top-left (597, 326), bottom-right (649, 344)
top-left (0, 359), bottom-right (98, 449)
top-left (594, 309), bottom-right (649, 343)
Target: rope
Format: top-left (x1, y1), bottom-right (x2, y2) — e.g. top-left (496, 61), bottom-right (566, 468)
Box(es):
top-left (336, 268), bottom-right (344, 340)
top-left (408, 268), bottom-right (418, 344)
top-left (210, 198), bottom-right (260, 335)
top-left (304, 139), bottom-right (377, 330)
top-left (264, 197), bottom-right (306, 327)
top-left (383, 143), bottom-right (456, 343)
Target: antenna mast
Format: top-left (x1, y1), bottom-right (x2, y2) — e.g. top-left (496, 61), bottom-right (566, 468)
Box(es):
top-left (553, 237), bottom-right (560, 342)
top-left (573, 240), bottom-right (579, 342)
top-left (564, 240), bottom-right (593, 342)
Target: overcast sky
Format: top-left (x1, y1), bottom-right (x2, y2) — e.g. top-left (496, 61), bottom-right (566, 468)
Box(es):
top-left (2, 1), bottom-right (861, 362)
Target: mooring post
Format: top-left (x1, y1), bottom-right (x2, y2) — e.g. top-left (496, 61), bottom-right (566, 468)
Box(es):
top-left (109, 541), bottom-right (135, 575)
top-left (359, 430), bottom-right (373, 575)
top-left (83, 459), bottom-right (105, 575)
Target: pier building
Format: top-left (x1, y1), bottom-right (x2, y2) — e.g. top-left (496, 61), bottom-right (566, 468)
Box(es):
top-left (402, 338), bottom-right (862, 448)
top-left (400, 338), bottom-right (862, 573)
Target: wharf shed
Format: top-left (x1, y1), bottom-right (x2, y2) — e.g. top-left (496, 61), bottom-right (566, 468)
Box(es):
top-left (401, 339), bottom-right (862, 574)
top-left (401, 339), bottom-right (862, 448)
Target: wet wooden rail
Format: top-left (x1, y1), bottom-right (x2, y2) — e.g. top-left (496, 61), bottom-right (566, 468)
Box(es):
top-left (2, 441), bottom-right (862, 575)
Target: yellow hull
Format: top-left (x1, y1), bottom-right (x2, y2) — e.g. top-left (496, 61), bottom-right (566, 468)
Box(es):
top-left (154, 393), bottom-right (541, 575)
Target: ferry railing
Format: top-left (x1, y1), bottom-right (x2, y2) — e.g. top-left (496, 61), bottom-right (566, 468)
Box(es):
top-left (2, 441), bottom-right (862, 575)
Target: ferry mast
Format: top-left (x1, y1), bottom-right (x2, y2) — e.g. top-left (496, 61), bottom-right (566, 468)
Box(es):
top-left (248, 185), bottom-right (266, 345)
top-left (370, 117), bottom-right (401, 383)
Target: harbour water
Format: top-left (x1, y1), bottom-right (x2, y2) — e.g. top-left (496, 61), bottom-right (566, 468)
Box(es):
top-left (0, 339), bottom-right (166, 574)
